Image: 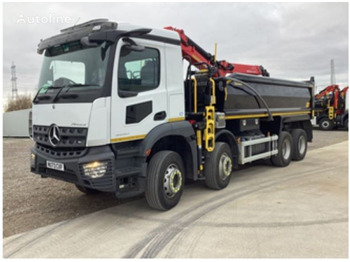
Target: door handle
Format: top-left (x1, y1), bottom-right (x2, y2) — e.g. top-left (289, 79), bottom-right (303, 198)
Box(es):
top-left (154, 111), bottom-right (167, 121)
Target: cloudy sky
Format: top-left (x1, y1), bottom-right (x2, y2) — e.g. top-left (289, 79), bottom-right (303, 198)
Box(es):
top-left (2, 2), bottom-right (348, 100)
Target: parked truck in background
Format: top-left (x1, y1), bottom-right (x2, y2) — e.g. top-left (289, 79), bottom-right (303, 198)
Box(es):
top-left (314, 84), bottom-right (348, 130)
top-left (30, 19), bottom-right (314, 210)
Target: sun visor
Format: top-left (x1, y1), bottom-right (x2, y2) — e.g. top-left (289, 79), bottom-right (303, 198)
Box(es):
top-left (37, 19), bottom-right (118, 54)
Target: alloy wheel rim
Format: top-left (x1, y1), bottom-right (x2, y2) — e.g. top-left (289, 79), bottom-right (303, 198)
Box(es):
top-left (322, 121), bottom-right (330, 128)
top-left (218, 153), bottom-right (232, 180)
top-left (298, 136), bottom-right (306, 155)
top-left (282, 139), bottom-right (291, 160)
top-left (163, 164), bottom-right (182, 198)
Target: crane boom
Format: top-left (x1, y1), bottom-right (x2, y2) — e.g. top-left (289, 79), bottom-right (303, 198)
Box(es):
top-left (164, 26), bottom-right (269, 77)
top-left (315, 84), bottom-right (340, 99)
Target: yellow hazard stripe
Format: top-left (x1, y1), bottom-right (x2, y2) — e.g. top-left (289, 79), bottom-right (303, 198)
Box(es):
top-left (110, 134), bottom-right (146, 143)
top-left (225, 110), bottom-right (311, 120)
top-left (168, 117), bottom-right (185, 122)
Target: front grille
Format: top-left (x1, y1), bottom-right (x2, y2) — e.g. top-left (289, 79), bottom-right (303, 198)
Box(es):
top-left (33, 125), bottom-right (88, 148)
top-left (36, 143), bottom-right (86, 159)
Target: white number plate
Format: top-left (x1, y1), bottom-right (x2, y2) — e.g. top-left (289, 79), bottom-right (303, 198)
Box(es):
top-left (46, 161), bottom-right (64, 171)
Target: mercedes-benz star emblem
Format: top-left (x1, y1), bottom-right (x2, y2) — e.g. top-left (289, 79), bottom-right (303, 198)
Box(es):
top-left (48, 124), bottom-right (60, 147)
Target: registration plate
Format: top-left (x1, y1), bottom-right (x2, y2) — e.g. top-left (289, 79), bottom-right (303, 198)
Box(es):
top-left (46, 161), bottom-right (65, 171)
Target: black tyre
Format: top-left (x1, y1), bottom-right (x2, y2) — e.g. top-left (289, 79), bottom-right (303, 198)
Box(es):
top-left (319, 118), bottom-right (334, 130)
top-left (344, 119), bottom-right (348, 130)
top-left (75, 185), bottom-right (101, 195)
top-left (271, 131), bottom-right (293, 167)
top-left (204, 142), bottom-right (233, 190)
top-left (291, 129), bottom-right (308, 161)
top-left (145, 151), bottom-right (185, 211)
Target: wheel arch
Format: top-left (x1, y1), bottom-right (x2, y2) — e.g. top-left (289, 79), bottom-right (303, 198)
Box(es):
top-left (139, 121), bottom-right (198, 180)
top-left (281, 116), bottom-right (313, 142)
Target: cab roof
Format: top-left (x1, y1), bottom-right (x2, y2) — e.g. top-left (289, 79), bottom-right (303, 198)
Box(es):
top-left (37, 18), bottom-right (180, 54)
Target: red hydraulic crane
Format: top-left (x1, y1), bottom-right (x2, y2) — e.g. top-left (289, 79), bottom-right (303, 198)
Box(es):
top-left (314, 84), bottom-right (349, 130)
top-left (315, 84), bottom-right (341, 110)
top-left (164, 26), bottom-right (269, 77)
top-left (340, 86), bottom-right (348, 99)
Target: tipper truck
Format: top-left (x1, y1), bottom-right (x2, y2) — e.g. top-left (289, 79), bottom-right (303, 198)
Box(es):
top-left (30, 19), bottom-right (314, 210)
top-left (314, 84), bottom-right (348, 130)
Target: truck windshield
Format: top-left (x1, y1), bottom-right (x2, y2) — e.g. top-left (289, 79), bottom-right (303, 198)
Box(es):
top-left (35, 41), bottom-right (111, 104)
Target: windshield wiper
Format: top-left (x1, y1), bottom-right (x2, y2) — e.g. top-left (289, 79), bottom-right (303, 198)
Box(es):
top-left (33, 85), bottom-right (63, 103)
top-left (52, 86), bottom-right (67, 103)
top-left (47, 85), bottom-right (64, 89)
top-left (34, 84), bottom-right (100, 103)
top-left (52, 84), bottom-right (100, 102)
top-left (35, 95), bottom-right (51, 101)
top-left (66, 84), bottom-right (100, 88)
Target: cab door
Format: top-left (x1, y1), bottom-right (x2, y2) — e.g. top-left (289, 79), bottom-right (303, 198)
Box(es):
top-left (110, 38), bottom-right (167, 144)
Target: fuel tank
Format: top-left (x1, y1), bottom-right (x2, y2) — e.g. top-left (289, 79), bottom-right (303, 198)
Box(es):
top-left (222, 73), bottom-right (313, 115)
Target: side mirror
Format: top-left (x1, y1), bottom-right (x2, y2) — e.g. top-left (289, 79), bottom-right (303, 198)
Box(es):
top-left (125, 44), bottom-right (145, 52)
top-left (123, 37), bottom-right (145, 52)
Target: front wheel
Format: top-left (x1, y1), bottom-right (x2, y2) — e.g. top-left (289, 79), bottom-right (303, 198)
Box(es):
top-left (145, 151), bottom-right (185, 211)
top-left (271, 131), bottom-right (293, 167)
top-left (204, 142), bottom-right (233, 190)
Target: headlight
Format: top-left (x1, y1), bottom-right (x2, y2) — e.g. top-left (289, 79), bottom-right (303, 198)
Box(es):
top-left (82, 161), bottom-right (108, 178)
top-left (30, 153), bottom-right (36, 168)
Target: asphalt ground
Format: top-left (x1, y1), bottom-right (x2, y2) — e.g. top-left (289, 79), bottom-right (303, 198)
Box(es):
top-left (3, 138), bottom-right (348, 258)
top-left (3, 129), bottom-right (348, 239)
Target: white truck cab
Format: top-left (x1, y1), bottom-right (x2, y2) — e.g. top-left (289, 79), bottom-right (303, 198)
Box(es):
top-left (31, 19), bottom-right (195, 209)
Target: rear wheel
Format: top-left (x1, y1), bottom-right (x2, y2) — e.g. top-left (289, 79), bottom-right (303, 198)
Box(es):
top-left (291, 129), bottom-right (308, 161)
top-left (319, 118), bottom-right (334, 130)
top-left (145, 151), bottom-right (185, 211)
top-left (344, 119), bottom-right (348, 130)
top-left (204, 142), bottom-right (233, 190)
top-left (75, 185), bottom-right (101, 195)
top-left (271, 131), bottom-right (293, 167)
